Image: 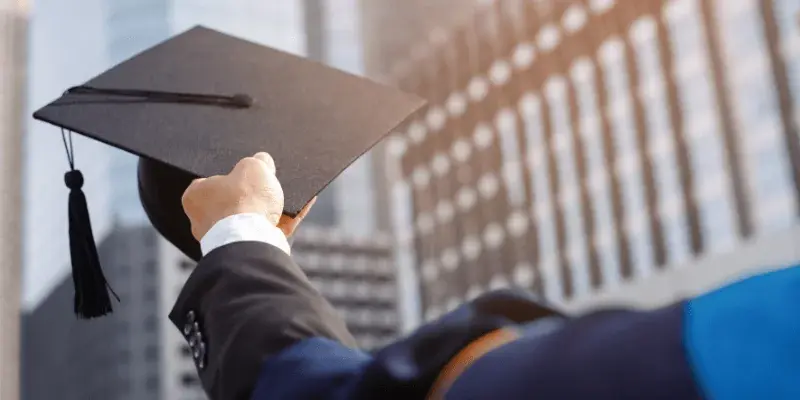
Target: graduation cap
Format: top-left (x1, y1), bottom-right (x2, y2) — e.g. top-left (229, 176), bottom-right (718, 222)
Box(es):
top-left (33, 25), bottom-right (425, 319)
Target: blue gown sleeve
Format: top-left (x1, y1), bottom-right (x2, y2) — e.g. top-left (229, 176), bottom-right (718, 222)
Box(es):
top-left (685, 264), bottom-right (800, 399)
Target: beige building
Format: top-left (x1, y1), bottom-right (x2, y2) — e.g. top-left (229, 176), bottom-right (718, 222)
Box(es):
top-left (0, 0), bottom-right (27, 399)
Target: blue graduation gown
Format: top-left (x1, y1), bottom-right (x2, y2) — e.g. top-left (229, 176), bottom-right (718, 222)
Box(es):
top-left (251, 264), bottom-right (800, 400)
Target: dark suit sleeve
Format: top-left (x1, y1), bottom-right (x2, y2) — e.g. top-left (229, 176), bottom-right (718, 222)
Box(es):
top-left (168, 241), bottom-right (357, 400)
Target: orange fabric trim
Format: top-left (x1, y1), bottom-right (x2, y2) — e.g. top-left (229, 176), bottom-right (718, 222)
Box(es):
top-left (426, 328), bottom-right (520, 400)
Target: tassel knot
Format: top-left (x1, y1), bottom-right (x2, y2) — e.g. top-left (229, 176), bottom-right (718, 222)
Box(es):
top-left (65, 170), bottom-right (84, 190)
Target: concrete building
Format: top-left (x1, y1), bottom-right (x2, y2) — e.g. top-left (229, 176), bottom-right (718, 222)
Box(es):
top-left (23, 223), bottom-right (399, 400)
top-left (370, 0), bottom-right (800, 320)
top-left (0, 1), bottom-right (27, 398)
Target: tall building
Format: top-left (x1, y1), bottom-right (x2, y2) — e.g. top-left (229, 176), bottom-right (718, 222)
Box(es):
top-left (371, 0), bottom-right (800, 321)
top-left (358, 0), bottom-right (484, 330)
top-left (22, 226), bottom-right (165, 400)
top-left (23, 223), bottom-right (399, 400)
top-left (1, 1), bottom-right (27, 398)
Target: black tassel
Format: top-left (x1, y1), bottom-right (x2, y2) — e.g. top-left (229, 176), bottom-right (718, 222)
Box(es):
top-left (61, 128), bottom-right (119, 319)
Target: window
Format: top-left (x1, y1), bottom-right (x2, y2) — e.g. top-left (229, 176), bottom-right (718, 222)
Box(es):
top-left (496, 109), bottom-right (526, 207)
top-left (180, 344), bottom-right (192, 358)
top-left (145, 345), bottom-right (159, 361)
top-left (181, 372), bottom-right (200, 387)
top-left (144, 315), bottom-right (158, 331)
top-left (179, 259), bottom-right (195, 271)
top-left (544, 76), bottom-right (589, 296)
top-left (571, 58), bottom-right (622, 283)
top-left (599, 36), bottom-right (653, 277)
top-left (631, 16), bottom-right (691, 266)
top-left (144, 230), bottom-right (157, 249)
top-left (716, 0), bottom-right (796, 233)
top-left (145, 260), bottom-right (157, 275)
top-left (146, 375), bottom-right (160, 391)
top-left (519, 92), bottom-right (559, 268)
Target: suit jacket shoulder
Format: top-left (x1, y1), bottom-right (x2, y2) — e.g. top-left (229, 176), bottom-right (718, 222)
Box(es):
top-left (169, 241), bottom-right (357, 400)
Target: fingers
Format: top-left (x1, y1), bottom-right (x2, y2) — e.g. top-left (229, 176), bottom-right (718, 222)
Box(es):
top-left (230, 152), bottom-right (277, 180)
top-left (252, 152), bottom-right (276, 175)
top-left (277, 197), bottom-right (317, 237)
top-left (181, 177), bottom-right (207, 210)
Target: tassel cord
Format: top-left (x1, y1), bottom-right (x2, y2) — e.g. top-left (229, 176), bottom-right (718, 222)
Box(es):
top-left (62, 128), bottom-right (119, 318)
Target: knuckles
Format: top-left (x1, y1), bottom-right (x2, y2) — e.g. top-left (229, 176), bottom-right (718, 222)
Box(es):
top-left (181, 178), bottom-right (205, 210)
top-left (234, 157), bottom-right (269, 175)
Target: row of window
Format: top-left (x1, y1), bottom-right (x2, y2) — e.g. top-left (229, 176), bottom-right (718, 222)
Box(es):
top-left (295, 252), bottom-right (395, 276)
top-left (355, 333), bottom-right (396, 351)
top-left (293, 227), bottom-right (393, 248)
top-left (339, 307), bottom-right (399, 328)
top-left (308, 277), bottom-right (398, 303)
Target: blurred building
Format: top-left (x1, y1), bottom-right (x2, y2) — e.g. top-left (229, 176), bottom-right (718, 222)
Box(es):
top-left (1, 1), bottom-right (27, 398)
top-left (358, 0), bottom-right (483, 330)
top-left (23, 226), bottom-right (165, 400)
top-left (23, 223), bottom-right (399, 400)
top-left (358, 0), bottom-right (480, 81)
top-left (292, 226), bottom-right (399, 350)
top-left (373, 0), bottom-right (800, 320)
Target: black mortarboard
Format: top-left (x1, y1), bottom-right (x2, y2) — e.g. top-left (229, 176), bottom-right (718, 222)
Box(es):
top-left (32, 25), bottom-right (425, 319)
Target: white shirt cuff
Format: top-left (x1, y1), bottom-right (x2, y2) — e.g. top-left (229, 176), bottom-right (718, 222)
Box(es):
top-left (199, 213), bottom-right (291, 256)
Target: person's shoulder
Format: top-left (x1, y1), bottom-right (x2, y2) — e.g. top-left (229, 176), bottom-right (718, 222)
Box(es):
top-left (252, 338), bottom-right (371, 400)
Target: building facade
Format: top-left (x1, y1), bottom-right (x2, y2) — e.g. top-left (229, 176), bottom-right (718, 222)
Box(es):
top-left (292, 226), bottom-right (399, 350)
top-left (1, 1), bottom-right (27, 398)
top-left (375, 0), bottom-right (800, 320)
